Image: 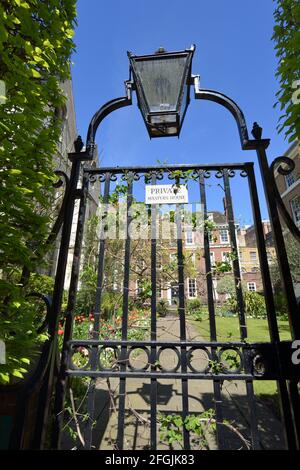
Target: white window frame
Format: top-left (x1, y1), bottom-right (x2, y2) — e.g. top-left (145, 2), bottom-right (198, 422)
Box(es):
top-left (285, 172), bottom-right (296, 189)
top-left (136, 280), bottom-right (143, 295)
top-left (137, 258), bottom-right (145, 271)
top-left (247, 282), bottom-right (256, 292)
top-left (188, 278), bottom-right (197, 298)
top-left (290, 197), bottom-right (300, 224)
top-left (186, 229), bottom-right (194, 245)
top-left (210, 251), bottom-right (215, 266)
top-left (212, 279), bottom-right (219, 301)
top-left (222, 251), bottom-right (231, 262)
top-left (250, 251), bottom-right (257, 262)
top-left (170, 253), bottom-right (177, 263)
top-left (190, 253), bottom-right (196, 266)
top-left (113, 268), bottom-right (119, 291)
top-left (220, 229), bottom-right (229, 243)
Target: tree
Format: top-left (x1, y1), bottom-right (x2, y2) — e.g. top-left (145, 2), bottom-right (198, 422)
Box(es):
top-left (272, 0), bottom-right (300, 141)
top-left (269, 233), bottom-right (300, 289)
top-left (0, 1), bottom-right (76, 384)
top-left (216, 276), bottom-right (236, 298)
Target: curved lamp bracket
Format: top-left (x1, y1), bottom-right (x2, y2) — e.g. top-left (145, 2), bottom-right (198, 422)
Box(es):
top-left (86, 81), bottom-right (133, 158)
top-left (270, 156), bottom-right (300, 243)
top-left (192, 75), bottom-right (251, 150)
top-left (85, 76), bottom-right (256, 155)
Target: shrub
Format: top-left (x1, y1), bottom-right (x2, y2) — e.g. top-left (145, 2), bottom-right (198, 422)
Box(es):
top-left (244, 291), bottom-right (266, 318)
top-left (156, 299), bottom-right (168, 317)
top-left (273, 291), bottom-right (289, 319)
top-left (0, 0), bottom-right (77, 385)
top-left (222, 290), bottom-right (266, 318)
top-left (186, 298), bottom-right (202, 315)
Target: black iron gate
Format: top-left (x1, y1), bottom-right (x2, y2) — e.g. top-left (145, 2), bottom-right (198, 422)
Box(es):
top-left (41, 53), bottom-right (300, 450)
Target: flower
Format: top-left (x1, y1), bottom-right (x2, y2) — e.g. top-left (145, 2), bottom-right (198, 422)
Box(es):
top-left (58, 329), bottom-right (64, 335)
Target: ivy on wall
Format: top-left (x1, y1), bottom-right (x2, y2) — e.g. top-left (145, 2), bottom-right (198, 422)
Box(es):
top-left (272, 0), bottom-right (300, 141)
top-left (0, 0), bottom-right (77, 384)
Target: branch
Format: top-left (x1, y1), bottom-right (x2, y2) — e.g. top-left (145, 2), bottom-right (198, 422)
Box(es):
top-left (69, 387), bottom-right (85, 447)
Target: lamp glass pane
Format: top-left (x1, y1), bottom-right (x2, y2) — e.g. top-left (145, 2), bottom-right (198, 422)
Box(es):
top-left (134, 55), bottom-right (188, 113)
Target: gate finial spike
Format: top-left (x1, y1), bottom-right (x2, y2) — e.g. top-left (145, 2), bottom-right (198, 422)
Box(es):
top-left (74, 135), bottom-right (84, 153)
top-left (251, 122), bottom-right (263, 140)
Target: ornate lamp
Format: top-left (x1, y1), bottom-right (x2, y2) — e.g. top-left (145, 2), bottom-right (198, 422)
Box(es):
top-left (128, 45), bottom-right (195, 138)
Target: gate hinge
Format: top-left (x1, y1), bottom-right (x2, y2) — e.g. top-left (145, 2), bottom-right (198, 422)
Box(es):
top-left (243, 341), bottom-right (300, 380)
top-left (73, 188), bottom-right (83, 199)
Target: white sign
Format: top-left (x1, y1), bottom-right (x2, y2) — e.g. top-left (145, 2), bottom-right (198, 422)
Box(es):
top-left (145, 184), bottom-right (189, 204)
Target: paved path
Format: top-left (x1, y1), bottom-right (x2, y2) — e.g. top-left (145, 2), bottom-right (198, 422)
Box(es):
top-left (87, 317), bottom-right (285, 450)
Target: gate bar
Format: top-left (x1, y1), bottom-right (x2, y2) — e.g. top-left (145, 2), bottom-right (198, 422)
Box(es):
top-left (223, 169), bottom-right (247, 340)
top-left (116, 175), bottom-right (134, 450)
top-left (246, 162), bottom-right (298, 449)
top-left (150, 173), bottom-right (157, 450)
top-left (85, 172), bottom-right (111, 449)
top-left (223, 168), bottom-right (259, 449)
top-left (199, 171), bottom-right (225, 449)
top-left (176, 199), bottom-right (190, 449)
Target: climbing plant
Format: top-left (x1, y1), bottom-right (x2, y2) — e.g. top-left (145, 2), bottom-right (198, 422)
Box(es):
top-left (0, 0), bottom-right (77, 384)
top-left (272, 0), bottom-right (300, 141)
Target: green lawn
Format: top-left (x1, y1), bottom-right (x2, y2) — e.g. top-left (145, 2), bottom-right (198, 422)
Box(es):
top-left (190, 315), bottom-right (291, 415)
top-left (190, 315), bottom-right (291, 342)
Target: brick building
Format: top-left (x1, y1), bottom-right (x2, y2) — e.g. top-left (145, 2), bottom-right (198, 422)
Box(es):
top-left (45, 80), bottom-right (100, 288)
top-left (118, 202), bottom-right (277, 307)
top-left (274, 141), bottom-right (300, 228)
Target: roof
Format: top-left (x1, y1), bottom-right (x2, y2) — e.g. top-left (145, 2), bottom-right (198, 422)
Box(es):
top-left (208, 211), bottom-right (227, 224)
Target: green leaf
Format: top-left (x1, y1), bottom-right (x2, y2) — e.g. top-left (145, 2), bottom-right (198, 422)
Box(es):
top-left (30, 69), bottom-right (41, 78)
top-left (0, 372), bottom-right (10, 384)
top-left (20, 357), bottom-right (30, 364)
top-left (11, 370), bottom-right (24, 378)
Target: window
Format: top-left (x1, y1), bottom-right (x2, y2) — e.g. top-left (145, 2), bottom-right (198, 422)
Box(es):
top-left (113, 269), bottom-right (119, 291)
top-left (137, 258), bottom-right (145, 271)
top-left (247, 282), bottom-right (256, 292)
top-left (220, 229), bottom-right (229, 243)
top-left (251, 267), bottom-right (259, 273)
top-left (170, 253), bottom-right (177, 264)
top-left (285, 172), bottom-right (296, 189)
top-left (157, 253), bottom-right (163, 270)
top-left (250, 251), bottom-right (257, 261)
top-left (212, 279), bottom-right (219, 301)
top-left (290, 198), bottom-right (300, 224)
top-left (239, 251), bottom-right (243, 261)
top-left (136, 280), bottom-right (143, 295)
top-left (210, 252), bottom-right (215, 266)
top-left (188, 278), bottom-right (197, 297)
top-left (222, 252), bottom-right (230, 262)
top-left (186, 230), bottom-right (193, 244)
top-left (190, 253), bottom-right (196, 266)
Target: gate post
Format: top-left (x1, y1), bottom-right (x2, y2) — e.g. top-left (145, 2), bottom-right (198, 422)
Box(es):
top-left (34, 140), bottom-right (92, 449)
top-left (251, 123), bottom-right (300, 340)
top-left (51, 172), bottom-right (90, 449)
top-left (252, 123), bottom-right (300, 449)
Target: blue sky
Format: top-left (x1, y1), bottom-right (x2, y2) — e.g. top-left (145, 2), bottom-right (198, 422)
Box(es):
top-left (71, 0), bottom-right (290, 226)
